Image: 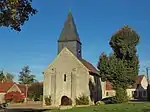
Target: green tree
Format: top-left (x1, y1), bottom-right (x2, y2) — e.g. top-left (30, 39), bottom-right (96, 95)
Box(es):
top-left (109, 25), bottom-right (139, 87)
top-left (5, 72), bottom-right (14, 82)
top-left (28, 82), bottom-right (43, 101)
top-left (98, 25), bottom-right (140, 103)
top-left (0, 70), bottom-right (5, 81)
top-left (18, 66), bottom-right (35, 84)
top-left (0, 0), bottom-right (37, 31)
top-left (0, 70), bottom-right (14, 82)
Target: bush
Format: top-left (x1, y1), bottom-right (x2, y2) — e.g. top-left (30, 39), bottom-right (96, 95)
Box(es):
top-left (33, 96), bottom-right (40, 101)
top-left (44, 95), bottom-right (52, 106)
top-left (28, 94), bottom-right (34, 100)
top-left (32, 94), bottom-right (40, 101)
top-left (40, 95), bottom-right (43, 101)
top-left (101, 88), bottom-right (129, 104)
top-left (4, 91), bottom-right (25, 103)
top-left (28, 82), bottom-right (43, 101)
top-left (115, 87), bottom-right (129, 103)
top-left (95, 101), bottom-right (105, 105)
top-left (75, 94), bottom-right (89, 105)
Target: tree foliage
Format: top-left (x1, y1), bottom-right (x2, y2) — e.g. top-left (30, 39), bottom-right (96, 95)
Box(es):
top-left (75, 94), bottom-right (89, 105)
top-left (98, 25), bottom-right (140, 103)
top-left (109, 25), bottom-right (139, 87)
top-left (5, 72), bottom-right (14, 82)
top-left (44, 95), bottom-right (52, 106)
top-left (18, 66), bottom-right (35, 84)
top-left (0, 70), bottom-right (14, 82)
top-left (114, 87), bottom-right (129, 103)
top-left (28, 82), bottom-right (43, 101)
top-left (0, 70), bottom-right (5, 81)
top-left (0, 0), bottom-right (37, 31)
top-left (110, 25), bottom-right (139, 59)
top-left (4, 91), bottom-right (25, 103)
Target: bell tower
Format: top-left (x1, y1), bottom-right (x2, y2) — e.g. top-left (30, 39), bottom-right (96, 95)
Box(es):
top-left (58, 12), bottom-right (82, 59)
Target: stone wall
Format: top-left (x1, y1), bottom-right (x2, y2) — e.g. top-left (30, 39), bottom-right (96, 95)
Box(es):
top-left (43, 48), bottom-right (92, 106)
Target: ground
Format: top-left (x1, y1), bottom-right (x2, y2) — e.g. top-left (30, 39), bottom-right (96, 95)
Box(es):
top-left (46, 103), bottom-right (150, 112)
top-left (3, 108), bottom-right (47, 112)
top-left (2, 102), bottom-right (150, 112)
top-left (0, 102), bottom-right (49, 112)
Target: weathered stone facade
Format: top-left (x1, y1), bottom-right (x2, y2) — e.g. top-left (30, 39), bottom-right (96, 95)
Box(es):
top-left (43, 48), bottom-right (104, 106)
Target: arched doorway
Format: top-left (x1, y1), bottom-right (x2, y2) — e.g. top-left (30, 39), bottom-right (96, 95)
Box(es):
top-left (61, 96), bottom-right (72, 105)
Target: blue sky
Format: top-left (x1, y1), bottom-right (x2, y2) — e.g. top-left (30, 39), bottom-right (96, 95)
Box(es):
top-left (0, 0), bottom-right (150, 81)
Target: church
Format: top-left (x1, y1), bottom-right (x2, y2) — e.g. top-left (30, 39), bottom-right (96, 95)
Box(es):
top-left (43, 12), bottom-right (105, 106)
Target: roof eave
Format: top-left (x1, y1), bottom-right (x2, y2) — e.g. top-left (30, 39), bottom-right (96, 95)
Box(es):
top-left (89, 71), bottom-right (100, 77)
top-left (58, 40), bottom-right (82, 44)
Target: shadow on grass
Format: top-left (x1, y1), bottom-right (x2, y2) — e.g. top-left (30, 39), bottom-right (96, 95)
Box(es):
top-left (142, 109), bottom-right (150, 112)
top-left (6, 108), bottom-right (49, 112)
top-left (130, 100), bottom-right (147, 102)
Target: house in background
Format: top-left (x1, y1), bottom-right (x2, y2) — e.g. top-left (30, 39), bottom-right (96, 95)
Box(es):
top-left (134, 75), bottom-right (148, 100)
top-left (0, 82), bottom-right (27, 103)
top-left (104, 81), bottom-right (115, 98)
top-left (104, 75), bottom-right (148, 100)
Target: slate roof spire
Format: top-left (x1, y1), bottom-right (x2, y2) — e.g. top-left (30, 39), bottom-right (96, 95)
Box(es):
top-left (58, 12), bottom-right (80, 42)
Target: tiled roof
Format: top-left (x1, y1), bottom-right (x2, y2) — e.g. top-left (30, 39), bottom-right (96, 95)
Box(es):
top-left (80, 59), bottom-right (99, 74)
top-left (0, 82), bottom-right (14, 93)
top-left (16, 84), bottom-right (27, 95)
top-left (106, 81), bottom-right (113, 90)
top-left (0, 82), bottom-right (27, 96)
top-left (136, 75), bottom-right (145, 84)
top-left (106, 75), bottom-right (145, 90)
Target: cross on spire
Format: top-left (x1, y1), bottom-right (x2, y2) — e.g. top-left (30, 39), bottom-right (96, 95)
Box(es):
top-left (68, 0), bottom-right (71, 12)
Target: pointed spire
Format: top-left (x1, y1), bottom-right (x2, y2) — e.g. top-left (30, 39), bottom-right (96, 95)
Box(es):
top-left (58, 12), bottom-right (80, 42)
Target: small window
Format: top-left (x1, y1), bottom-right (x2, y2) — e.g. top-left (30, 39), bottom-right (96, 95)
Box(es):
top-left (64, 74), bottom-right (66, 82)
top-left (143, 91), bottom-right (147, 96)
top-left (106, 92), bottom-right (109, 96)
top-left (134, 91), bottom-right (137, 96)
top-left (137, 84), bottom-right (140, 88)
top-left (78, 50), bottom-right (81, 54)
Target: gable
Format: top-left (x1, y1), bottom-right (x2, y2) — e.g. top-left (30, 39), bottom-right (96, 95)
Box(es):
top-left (136, 75), bottom-right (145, 84)
top-left (140, 76), bottom-right (148, 89)
top-left (7, 84), bottom-right (22, 93)
top-left (44, 47), bottom-right (90, 74)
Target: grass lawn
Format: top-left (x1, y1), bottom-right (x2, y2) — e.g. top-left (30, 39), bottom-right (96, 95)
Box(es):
top-left (46, 103), bottom-right (150, 112)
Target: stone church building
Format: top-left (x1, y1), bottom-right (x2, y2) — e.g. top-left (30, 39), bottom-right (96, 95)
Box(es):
top-left (43, 12), bottom-right (105, 106)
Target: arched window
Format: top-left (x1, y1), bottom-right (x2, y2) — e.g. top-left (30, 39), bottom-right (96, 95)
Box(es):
top-left (64, 74), bottom-right (66, 82)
